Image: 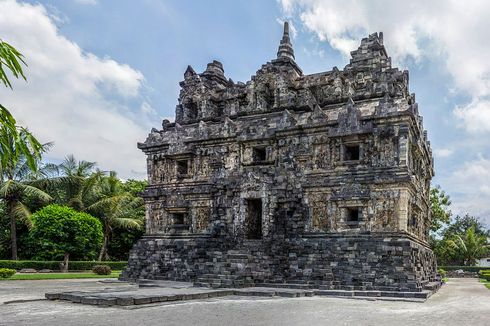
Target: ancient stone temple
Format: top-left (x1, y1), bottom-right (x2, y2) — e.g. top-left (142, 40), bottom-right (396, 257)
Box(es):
top-left (122, 22), bottom-right (438, 293)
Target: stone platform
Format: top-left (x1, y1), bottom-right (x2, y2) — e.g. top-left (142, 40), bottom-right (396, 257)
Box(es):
top-left (45, 280), bottom-right (440, 306)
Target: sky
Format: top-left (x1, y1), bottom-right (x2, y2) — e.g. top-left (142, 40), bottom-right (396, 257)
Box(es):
top-left (0, 0), bottom-right (489, 226)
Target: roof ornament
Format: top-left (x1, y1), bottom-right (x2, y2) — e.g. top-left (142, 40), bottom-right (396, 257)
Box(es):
top-left (277, 21), bottom-right (295, 60)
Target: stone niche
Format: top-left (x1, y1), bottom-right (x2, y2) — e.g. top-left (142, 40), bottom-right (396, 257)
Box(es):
top-left (122, 23), bottom-right (438, 293)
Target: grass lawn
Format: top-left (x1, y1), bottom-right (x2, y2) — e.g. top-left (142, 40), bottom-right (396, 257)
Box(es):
top-left (479, 279), bottom-right (490, 290)
top-left (1, 271), bottom-right (120, 281)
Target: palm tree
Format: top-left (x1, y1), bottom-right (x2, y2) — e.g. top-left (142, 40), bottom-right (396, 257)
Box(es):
top-left (1, 39), bottom-right (27, 134)
top-left (39, 155), bottom-right (98, 211)
top-left (0, 127), bottom-right (52, 259)
top-left (447, 226), bottom-right (490, 266)
top-left (0, 39), bottom-right (53, 259)
top-left (86, 172), bottom-right (143, 261)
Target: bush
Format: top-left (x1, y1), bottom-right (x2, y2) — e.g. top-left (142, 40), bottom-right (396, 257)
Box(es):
top-left (92, 265), bottom-right (112, 275)
top-left (437, 268), bottom-right (447, 278)
top-left (0, 268), bottom-right (16, 278)
top-left (479, 270), bottom-right (490, 277)
top-left (0, 260), bottom-right (127, 271)
top-left (439, 266), bottom-right (490, 273)
top-left (29, 205), bottom-right (103, 261)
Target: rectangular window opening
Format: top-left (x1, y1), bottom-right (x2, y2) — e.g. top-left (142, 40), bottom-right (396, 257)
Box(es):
top-left (344, 144), bottom-right (360, 161)
top-left (246, 199), bottom-right (263, 239)
top-left (177, 160), bottom-right (189, 176)
top-left (252, 147), bottom-right (267, 162)
top-left (172, 213), bottom-right (185, 225)
top-left (346, 208), bottom-right (361, 223)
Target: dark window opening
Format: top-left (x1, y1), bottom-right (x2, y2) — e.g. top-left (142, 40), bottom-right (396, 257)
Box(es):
top-left (346, 208), bottom-right (361, 223)
top-left (344, 144), bottom-right (360, 161)
top-left (177, 160), bottom-right (188, 176)
top-left (186, 100), bottom-right (198, 120)
top-left (171, 213), bottom-right (185, 225)
top-left (409, 216), bottom-right (418, 228)
top-left (252, 147), bottom-right (267, 162)
top-left (246, 199), bottom-right (263, 239)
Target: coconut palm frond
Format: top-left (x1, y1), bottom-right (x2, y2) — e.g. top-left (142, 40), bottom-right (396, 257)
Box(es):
top-left (39, 162), bottom-right (60, 177)
top-left (60, 154), bottom-right (96, 177)
top-left (13, 159), bottom-right (31, 180)
top-left (112, 217), bottom-right (143, 230)
top-left (20, 183), bottom-right (52, 202)
top-left (78, 160), bottom-right (97, 176)
top-left (11, 201), bottom-right (32, 227)
top-left (454, 234), bottom-right (467, 253)
top-left (0, 179), bottom-right (18, 197)
top-left (86, 194), bottom-right (130, 213)
top-left (80, 171), bottom-right (103, 201)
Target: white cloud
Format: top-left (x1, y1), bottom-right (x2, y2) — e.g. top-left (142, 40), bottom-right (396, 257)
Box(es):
top-left (279, 0), bottom-right (490, 132)
top-left (454, 99), bottom-right (490, 133)
top-left (434, 148), bottom-right (454, 158)
top-left (444, 156), bottom-right (490, 226)
top-left (0, 0), bottom-right (152, 178)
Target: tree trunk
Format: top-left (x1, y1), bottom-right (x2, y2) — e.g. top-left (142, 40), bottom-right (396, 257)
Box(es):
top-left (8, 201), bottom-right (18, 260)
top-left (98, 232), bottom-right (109, 261)
top-left (10, 211), bottom-right (17, 260)
top-left (60, 252), bottom-right (70, 273)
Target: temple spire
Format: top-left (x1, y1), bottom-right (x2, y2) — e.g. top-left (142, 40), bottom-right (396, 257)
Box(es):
top-left (277, 21), bottom-right (295, 60)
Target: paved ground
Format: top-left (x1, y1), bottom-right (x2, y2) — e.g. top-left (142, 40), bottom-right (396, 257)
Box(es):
top-left (1, 278), bottom-right (489, 326)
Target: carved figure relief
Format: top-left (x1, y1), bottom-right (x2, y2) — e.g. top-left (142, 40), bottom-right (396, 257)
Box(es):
top-left (195, 207), bottom-right (211, 232)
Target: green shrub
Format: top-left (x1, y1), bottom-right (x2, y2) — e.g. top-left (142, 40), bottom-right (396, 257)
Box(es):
top-left (0, 268), bottom-right (16, 279)
top-left (439, 266), bottom-right (490, 273)
top-left (92, 265), bottom-right (112, 275)
top-left (437, 268), bottom-right (447, 278)
top-left (0, 260), bottom-right (127, 271)
top-left (29, 205), bottom-right (103, 261)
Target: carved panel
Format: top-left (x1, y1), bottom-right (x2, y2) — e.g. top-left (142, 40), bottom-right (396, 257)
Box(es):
top-left (195, 206), bottom-right (211, 232)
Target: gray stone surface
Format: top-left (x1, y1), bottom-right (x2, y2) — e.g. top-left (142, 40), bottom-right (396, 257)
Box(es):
top-left (0, 279), bottom-right (489, 325)
top-left (48, 280), bottom-right (432, 306)
top-left (122, 22), bottom-right (437, 293)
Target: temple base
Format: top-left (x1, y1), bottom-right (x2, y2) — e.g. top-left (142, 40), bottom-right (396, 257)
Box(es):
top-left (121, 232), bottom-right (439, 293)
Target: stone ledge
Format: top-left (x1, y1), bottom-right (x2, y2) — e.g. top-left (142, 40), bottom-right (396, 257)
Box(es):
top-left (45, 281), bottom-right (440, 307)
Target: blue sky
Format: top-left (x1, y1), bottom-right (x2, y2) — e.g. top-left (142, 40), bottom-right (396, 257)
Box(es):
top-left (0, 0), bottom-right (489, 225)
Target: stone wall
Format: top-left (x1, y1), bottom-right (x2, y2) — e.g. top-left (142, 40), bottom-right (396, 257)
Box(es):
top-left (122, 233), bottom-right (436, 291)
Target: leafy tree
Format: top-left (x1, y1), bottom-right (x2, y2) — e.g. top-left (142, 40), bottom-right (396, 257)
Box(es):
top-left (446, 226), bottom-right (489, 266)
top-left (29, 205), bottom-right (102, 272)
top-left (108, 226), bottom-right (145, 261)
top-left (121, 179), bottom-right (148, 196)
top-left (444, 214), bottom-right (489, 238)
top-left (86, 172), bottom-right (143, 261)
top-left (35, 157), bottom-right (145, 260)
top-left (108, 179), bottom-right (146, 260)
top-left (432, 214), bottom-right (490, 265)
top-left (430, 186), bottom-right (452, 233)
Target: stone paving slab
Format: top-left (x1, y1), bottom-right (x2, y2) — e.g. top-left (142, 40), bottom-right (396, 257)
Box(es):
top-left (45, 281), bottom-right (434, 306)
